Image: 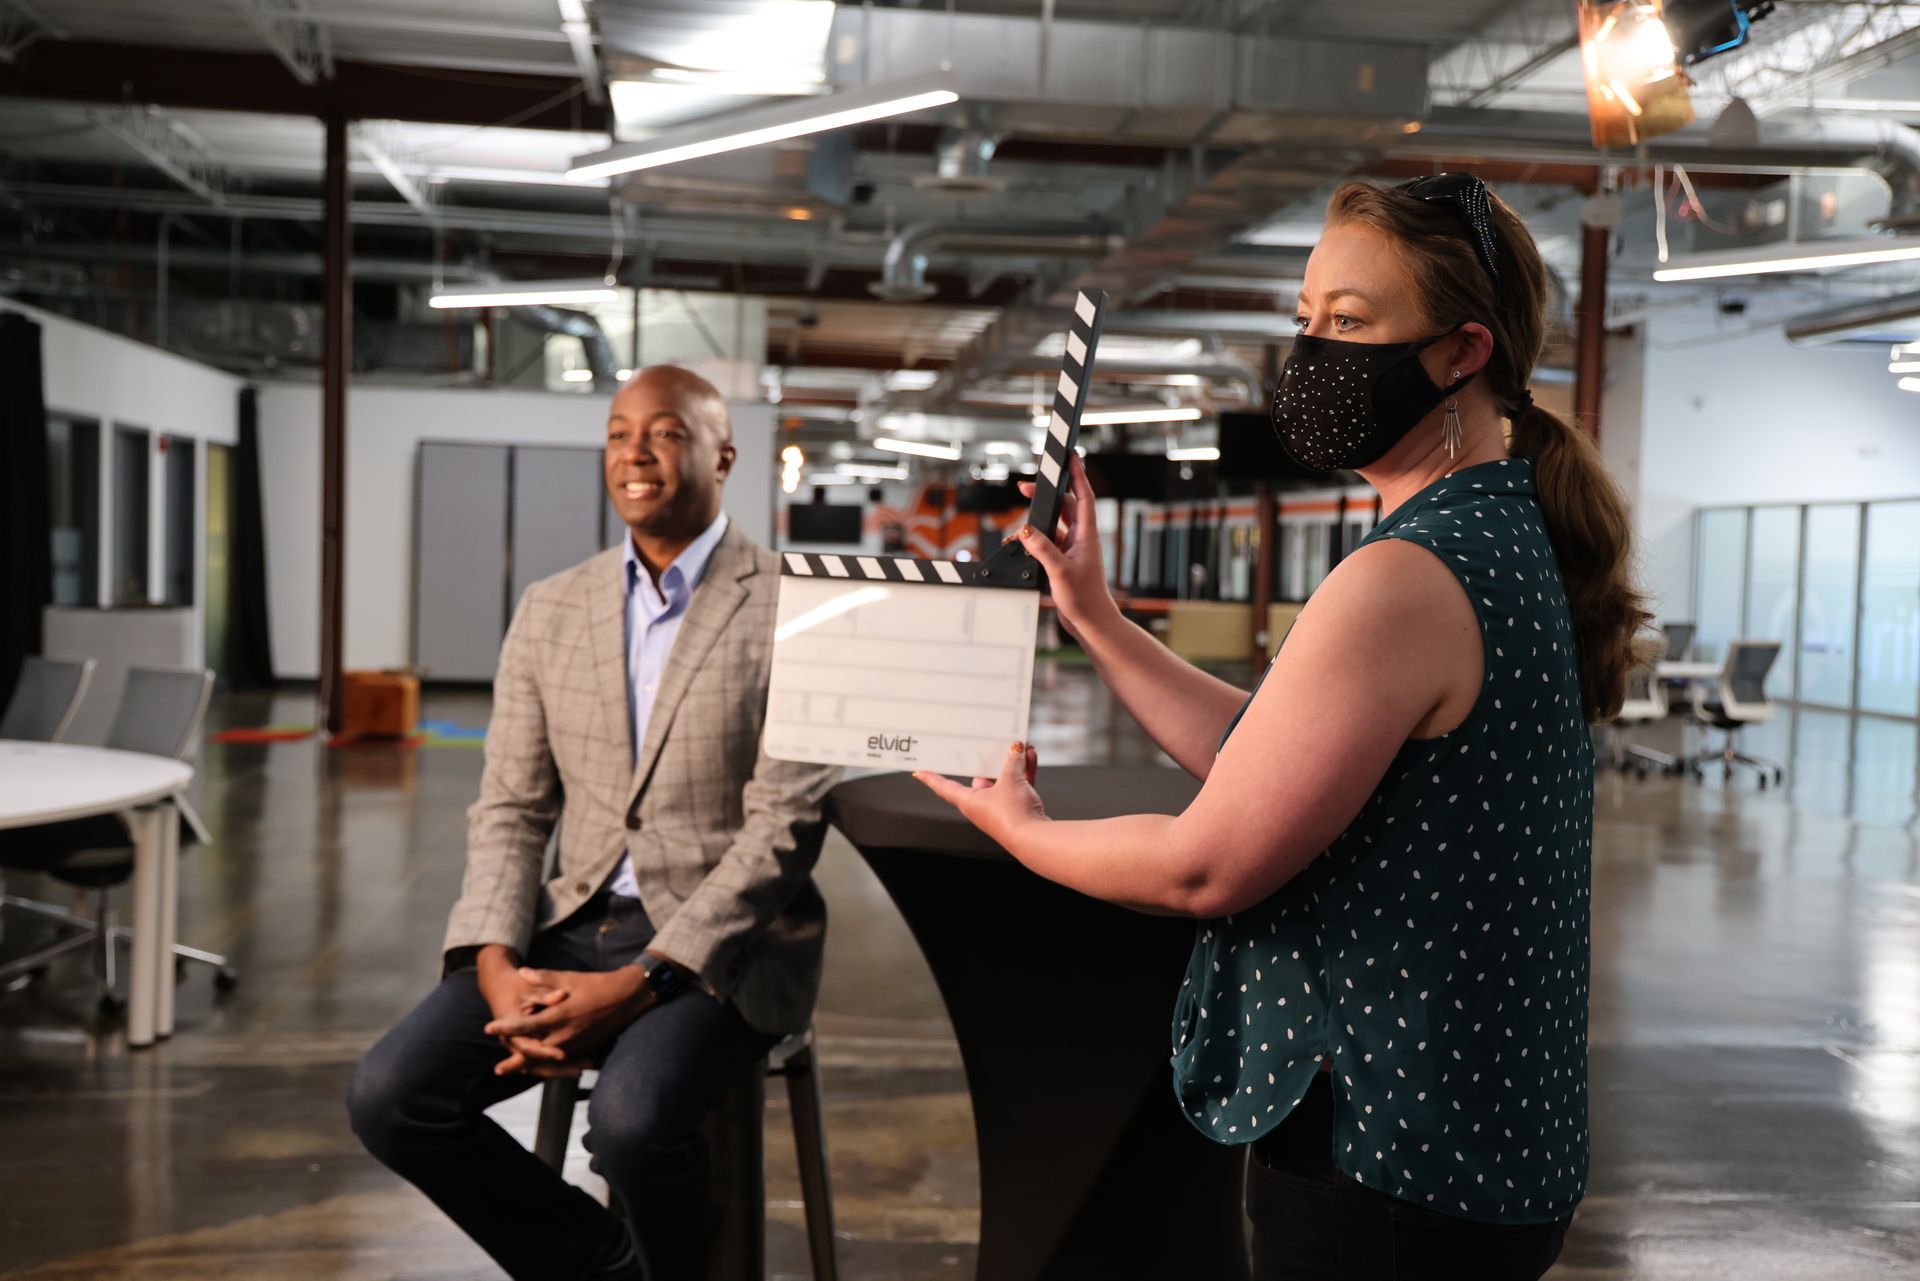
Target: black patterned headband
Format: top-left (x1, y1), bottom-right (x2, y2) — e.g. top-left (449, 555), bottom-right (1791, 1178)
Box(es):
top-left (1395, 172), bottom-right (1501, 286)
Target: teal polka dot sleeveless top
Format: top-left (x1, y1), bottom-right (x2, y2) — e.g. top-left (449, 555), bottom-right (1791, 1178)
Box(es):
top-left (1170, 456), bottom-right (1593, 1225)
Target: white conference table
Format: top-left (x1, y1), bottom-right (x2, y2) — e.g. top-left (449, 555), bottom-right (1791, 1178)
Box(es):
top-left (0, 740), bottom-right (193, 1047)
top-left (1657, 660), bottom-right (1722, 682)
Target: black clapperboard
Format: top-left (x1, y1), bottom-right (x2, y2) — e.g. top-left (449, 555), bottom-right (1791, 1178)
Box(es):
top-left (764, 289), bottom-right (1109, 776)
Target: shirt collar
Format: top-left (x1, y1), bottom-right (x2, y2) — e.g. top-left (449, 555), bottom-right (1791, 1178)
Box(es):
top-left (623, 511), bottom-right (729, 611)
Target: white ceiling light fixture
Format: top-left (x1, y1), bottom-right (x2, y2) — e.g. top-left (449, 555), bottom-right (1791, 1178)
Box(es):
top-left (885, 369), bottom-right (940, 391)
top-left (1653, 237), bottom-right (1920, 283)
top-left (1809, 98), bottom-right (1920, 114)
top-left (569, 74), bottom-right (959, 180)
top-left (874, 437), bottom-right (962, 461)
top-left (983, 441), bottom-right (1027, 456)
top-left (1080, 406), bottom-right (1204, 426)
top-left (837, 462), bottom-right (910, 481)
top-left (561, 368), bottom-right (595, 383)
top-left (430, 278), bottom-right (620, 309)
top-left (1901, 377), bottom-right (1920, 394)
top-left (1167, 446), bottom-right (1221, 462)
top-left (1889, 361), bottom-right (1920, 374)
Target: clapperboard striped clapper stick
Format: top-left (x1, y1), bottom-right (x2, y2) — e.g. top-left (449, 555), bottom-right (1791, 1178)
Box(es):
top-left (763, 288), bottom-right (1109, 778)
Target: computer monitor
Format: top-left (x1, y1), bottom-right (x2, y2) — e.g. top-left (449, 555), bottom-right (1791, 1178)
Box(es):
top-left (785, 503), bottom-right (863, 545)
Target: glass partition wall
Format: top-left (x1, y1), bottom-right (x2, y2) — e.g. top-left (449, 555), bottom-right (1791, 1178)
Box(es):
top-left (1692, 499), bottom-right (1920, 719)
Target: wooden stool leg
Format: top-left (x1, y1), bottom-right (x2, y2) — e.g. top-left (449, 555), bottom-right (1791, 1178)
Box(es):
top-left (705, 1071), bottom-right (766, 1281)
top-left (534, 1077), bottom-right (581, 1172)
top-left (784, 1043), bottom-right (840, 1281)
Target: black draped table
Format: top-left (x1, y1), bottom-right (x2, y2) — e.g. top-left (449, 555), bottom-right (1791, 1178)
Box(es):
top-left (826, 766), bottom-right (1251, 1281)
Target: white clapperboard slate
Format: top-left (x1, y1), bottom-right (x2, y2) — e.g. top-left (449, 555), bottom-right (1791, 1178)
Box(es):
top-left (764, 289), bottom-right (1109, 778)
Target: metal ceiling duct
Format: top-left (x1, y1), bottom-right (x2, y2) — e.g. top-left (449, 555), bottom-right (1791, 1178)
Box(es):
top-left (869, 220), bottom-right (1123, 301)
top-left (507, 303), bottom-right (621, 391)
top-left (823, 6), bottom-right (1423, 145)
top-left (914, 127), bottom-right (1005, 196)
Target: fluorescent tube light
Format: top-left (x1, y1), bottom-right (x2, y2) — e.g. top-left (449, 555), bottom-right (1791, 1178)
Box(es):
top-left (884, 369), bottom-right (939, 391)
top-left (1889, 361), bottom-right (1920, 374)
top-left (1810, 97), bottom-right (1920, 113)
top-left (430, 279), bottom-right (620, 308)
top-left (836, 463), bottom-right (910, 481)
top-left (983, 441), bottom-right (1027, 456)
top-left (569, 75), bottom-right (959, 180)
top-left (561, 368), bottom-right (594, 382)
top-left (1030, 412), bottom-right (1050, 428)
top-left (1167, 446), bottom-right (1221, 462)
top-left (1653, 238), bottom-right (1920, 282)
top-left (1901, 377), bottom-right (1920, 394)
top-left (1080, 406), bottom-right (1204, 426)
top-left (874, 437), bottom-right (961, 461)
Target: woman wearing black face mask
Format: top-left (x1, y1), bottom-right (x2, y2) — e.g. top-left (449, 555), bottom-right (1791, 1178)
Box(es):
top-left (915, 174), bottom-right (1650, 1281)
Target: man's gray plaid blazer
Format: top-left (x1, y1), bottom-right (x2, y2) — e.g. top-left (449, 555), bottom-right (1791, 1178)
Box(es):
top-left (442, 521), bottom-right (840, 1036)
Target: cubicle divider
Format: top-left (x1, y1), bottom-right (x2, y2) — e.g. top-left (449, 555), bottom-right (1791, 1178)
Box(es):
top-left (412, 441), bottom-right (621, 682)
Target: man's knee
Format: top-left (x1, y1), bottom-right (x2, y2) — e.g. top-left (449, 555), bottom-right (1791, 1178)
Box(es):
top-left (345, 1033), bottom-right (417, 1161)
top-left (584, 1083), bottom-right (704, 1188)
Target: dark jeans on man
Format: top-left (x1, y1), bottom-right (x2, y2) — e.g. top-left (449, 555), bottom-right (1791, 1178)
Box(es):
top-left (346, 890), bottom-right (777, 1281)
top-left (1246, 1072), bottom-right (1572, 1281)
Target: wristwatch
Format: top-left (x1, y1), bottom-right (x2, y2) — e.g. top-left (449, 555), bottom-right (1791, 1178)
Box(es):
top-left (637, 953), bottom-right (689, 1004)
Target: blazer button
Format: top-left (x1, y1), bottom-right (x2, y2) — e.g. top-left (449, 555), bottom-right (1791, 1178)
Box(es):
top-left (574, 880), bottom-right (591, 895)
top-left (625, 813), bottom-right (641, 831)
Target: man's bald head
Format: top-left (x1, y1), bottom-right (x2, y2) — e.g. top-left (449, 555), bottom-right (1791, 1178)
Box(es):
top-left (618, 365), bottom-right (731, 446)
top-left (604, 364), bottom-right (737, 557)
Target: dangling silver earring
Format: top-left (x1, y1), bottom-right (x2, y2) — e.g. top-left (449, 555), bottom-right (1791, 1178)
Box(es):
top-left (1442, 371), bottom-right (1464, 460)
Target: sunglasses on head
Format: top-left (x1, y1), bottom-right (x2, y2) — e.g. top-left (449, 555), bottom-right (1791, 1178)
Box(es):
top-left (1395, 172), bottom-right (1502, 286)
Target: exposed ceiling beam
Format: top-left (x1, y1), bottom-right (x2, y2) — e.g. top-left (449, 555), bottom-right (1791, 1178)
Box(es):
top-left (229, 0), bottom-right (334, 86)
top-left (554, 0), bottom-right (605, 107)
top-left (0, 0), bottom-right (61, 63)
top-left (1428, 0), bottom-right (1579, 109)
top-left (90, 105), bottom-right (236, 207)
top-left (1704, 3), bottom-right (1920, 109)
top-left (354, 125), bottom-right (439, 226)
top-left (0, 40), bottom-right (598, 132)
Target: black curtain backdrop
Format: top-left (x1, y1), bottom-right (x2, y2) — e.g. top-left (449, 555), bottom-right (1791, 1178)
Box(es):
top-left (226, 386), bottom-right (276, 688)
top-left (0, 311), bottom-right (52, 699)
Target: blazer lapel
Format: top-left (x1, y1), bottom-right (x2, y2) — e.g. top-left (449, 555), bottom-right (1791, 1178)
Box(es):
top-left (587, 546), bottom-right (634, 760)
top-left (626, 523), bottom-right (754, 800)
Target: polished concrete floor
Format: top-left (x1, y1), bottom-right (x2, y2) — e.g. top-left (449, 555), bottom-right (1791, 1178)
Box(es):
top-left (1, 667), bottom-right (1917, 1279)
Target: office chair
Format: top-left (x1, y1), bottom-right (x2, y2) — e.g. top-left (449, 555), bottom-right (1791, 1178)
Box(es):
top-left (1658, 621), bottom-right (1696, 662)
top-left (1, 657), bottom-right (98, 941)
top-left (1687, 640), bottom-right (1785, 788)
top-left (0, 666), bottom-right (233, 1013)
top-left (0, 656), bottom-right (96, 743)
top-left (1603, 661), bottom-right (1676, 776)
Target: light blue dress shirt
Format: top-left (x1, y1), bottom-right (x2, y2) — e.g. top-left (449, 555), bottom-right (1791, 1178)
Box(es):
top-left (606, 511), bottom-right (730, 900)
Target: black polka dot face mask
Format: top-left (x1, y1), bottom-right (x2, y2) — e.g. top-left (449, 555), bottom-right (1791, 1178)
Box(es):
top-left (1271, 328), bottom-right (1476, 472)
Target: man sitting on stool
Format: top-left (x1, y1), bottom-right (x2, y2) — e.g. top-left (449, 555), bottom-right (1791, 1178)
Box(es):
top-left (347, 366), bottom-right (839, 1280)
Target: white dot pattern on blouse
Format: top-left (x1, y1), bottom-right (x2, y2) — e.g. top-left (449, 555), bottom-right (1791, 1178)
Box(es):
top-left (1169, 457), bottom-right (1593, 1227)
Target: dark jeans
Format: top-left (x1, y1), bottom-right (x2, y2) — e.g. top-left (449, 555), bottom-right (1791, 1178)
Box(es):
top-left (1246, 1073), bottom-right (1571, 1281)
top-left (346, 890), bottom-right (777, 1281)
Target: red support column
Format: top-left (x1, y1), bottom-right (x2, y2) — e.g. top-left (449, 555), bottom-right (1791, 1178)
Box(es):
top-left (319, 110), bottom-right (350, 733)
top-left (1574, 219), bottom-right (1609, 440)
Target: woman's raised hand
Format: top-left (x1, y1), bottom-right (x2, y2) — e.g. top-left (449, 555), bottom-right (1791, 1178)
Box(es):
top-left (1014, 453), bottom-right (1118, 642)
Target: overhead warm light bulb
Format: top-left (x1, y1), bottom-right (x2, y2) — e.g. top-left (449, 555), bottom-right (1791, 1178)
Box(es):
top-left (1578, 1), bottom-right (1692, 148)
